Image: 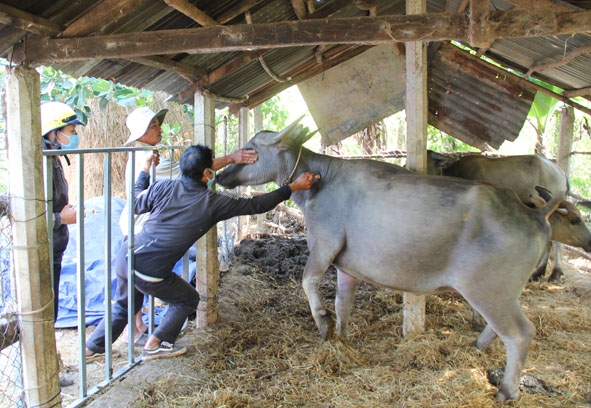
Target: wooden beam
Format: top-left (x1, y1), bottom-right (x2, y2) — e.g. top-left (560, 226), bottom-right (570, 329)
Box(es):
top-left (487, 8), bottom-right (591, 40)
top-left (244, 45), bottom-right (371, 106)
top-left (13, 9), bottom-right (591, 64)
top-left (174, 49), bottom-right (268, 102)
top-left (0, 3), bottom-right (61, 36)
top-left (231, 45), bottom-right (372, 109)
top-left (164, 0), bottom-right (220, 26)
top-left (175, 0), bottom-right (355, 101)
top-left (506, 0), bottom-right (575, 12)
top-left (563, 87), bottom-right (591, 98)
top-left (468, 0), bottom-right (490, 47)
top-left (525, 45), bottom-right (591, 78)
top-left (61, 0), bottom-right (144, 37)
top-left (216, 0), bottom-right (267, 24)
top-left (126, 55), bottom-right (207, 83)
top-left (353, 0), bottom-right (378, 16)
top-left (291, 0), bottom-right (308, 20)
top-left (14, 13), bottom-right (468, 63)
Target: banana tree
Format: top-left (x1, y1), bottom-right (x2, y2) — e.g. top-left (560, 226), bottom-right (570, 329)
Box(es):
top-left (527, 83), bottom-right (562, 155)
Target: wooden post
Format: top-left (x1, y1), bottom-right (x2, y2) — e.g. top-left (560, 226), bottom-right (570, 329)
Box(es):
top-left (557, 106), bottom-right (574, 175)
top-left (468, 0), bottom-right (491, 48)
top-left (403, 0), bottom-right (427, 336)
top-left (193, 90), bottom-right (219, 328)
top-left (7, 65), bottom-right (62, 406)
top-left (237, 106), bottom-right (250, 240)
top-left (253, 106), bottom-right (265, 233)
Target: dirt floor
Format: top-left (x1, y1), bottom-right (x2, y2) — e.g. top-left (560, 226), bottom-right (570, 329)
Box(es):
top-left (56, 212), bottom-right (591, 408)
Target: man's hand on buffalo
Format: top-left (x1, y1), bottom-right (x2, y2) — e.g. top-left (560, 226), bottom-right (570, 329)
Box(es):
top-left (289, 172), bottom-right (320, 192)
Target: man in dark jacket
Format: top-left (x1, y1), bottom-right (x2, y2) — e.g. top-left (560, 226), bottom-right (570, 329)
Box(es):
top-left (86, 144), bottom-right (319, 361)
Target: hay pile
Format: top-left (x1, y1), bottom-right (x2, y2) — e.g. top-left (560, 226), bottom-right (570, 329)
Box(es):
top-left (84, 236), bottom-right (591, 408)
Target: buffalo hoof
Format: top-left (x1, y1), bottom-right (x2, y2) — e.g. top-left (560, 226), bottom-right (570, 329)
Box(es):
top-left (318, 311), bottom-right (336, 341)
top-left (489, 368), bottom-right (518, 403)
top-left (548, 268), bottom-right (563, 283)
top-left (494, 384), bottom-right (518, 403)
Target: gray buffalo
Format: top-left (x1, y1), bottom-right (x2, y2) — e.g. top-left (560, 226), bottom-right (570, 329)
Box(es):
top-left (427, 151), bottom-right (584, 281)
top-left (217, 119), bottom-right (582, 402)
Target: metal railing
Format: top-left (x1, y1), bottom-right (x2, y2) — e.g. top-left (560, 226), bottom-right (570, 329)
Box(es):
top-left (41, 145), bottom-right (188, 407)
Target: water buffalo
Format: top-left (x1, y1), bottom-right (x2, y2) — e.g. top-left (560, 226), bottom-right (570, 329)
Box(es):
top-left (427, 151), bottom-right (582, 281)
top-left (217, 119), bottom-right (576, 402)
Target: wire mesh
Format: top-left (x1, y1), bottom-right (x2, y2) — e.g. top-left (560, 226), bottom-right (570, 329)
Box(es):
top-left (0, 195), bottom-right (25, 407)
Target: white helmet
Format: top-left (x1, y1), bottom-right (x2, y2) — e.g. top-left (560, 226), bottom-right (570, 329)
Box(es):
top-left (41, 101), bottom-right (84, 137)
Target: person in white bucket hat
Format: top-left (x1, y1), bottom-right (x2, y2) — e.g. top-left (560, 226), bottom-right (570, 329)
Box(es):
top-left (124, 106), bottom-right (169, 146)
top-left (116, 106), bottom-right (259, 349)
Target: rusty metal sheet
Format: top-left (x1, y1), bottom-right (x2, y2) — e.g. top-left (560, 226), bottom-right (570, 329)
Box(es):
top-left (428, 42), bottom-right (536, 150)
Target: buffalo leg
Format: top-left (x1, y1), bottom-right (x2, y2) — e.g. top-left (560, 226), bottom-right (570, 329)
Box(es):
top-left (548, 242), bottom-right (564, 282)
top-left (335, 268), bottom-right (358, 338)
top-left (473, 324), bottom-right (497, 349)
top-left (530, 244), bottom-right (551, 281)
top-left (469, 297), bottom-right (535, 402)
top-left (302, 248), bottom-right (337, 340)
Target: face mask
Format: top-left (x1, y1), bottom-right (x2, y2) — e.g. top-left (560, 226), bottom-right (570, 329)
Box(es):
top-left (206, 169), bottom-right (215, 187)
top-left (59, 132), bottom-right (80, 149)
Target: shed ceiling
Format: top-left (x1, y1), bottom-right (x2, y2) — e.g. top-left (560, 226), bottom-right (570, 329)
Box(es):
top-left (1, 0), bottom-right (590, 149)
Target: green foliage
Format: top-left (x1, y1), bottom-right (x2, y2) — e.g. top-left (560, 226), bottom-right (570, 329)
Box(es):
top-left (38, 66), bottom-right (158, 125)
top-left (427, 125), bottom-right (477, 153)
top-left (37, 66), bottom-right (192, 144)
top-left (258, 95), bottom-right (290, 129)
top-left (528, 88), bottom-right (562, 136)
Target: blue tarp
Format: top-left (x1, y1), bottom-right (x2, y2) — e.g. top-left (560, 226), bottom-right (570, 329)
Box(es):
top-left (56, 196), bottom-right (196, 328)
top-left (56, 196), bottom-right (126, 328)
top-left (0, 234), bottom-right (12, 312)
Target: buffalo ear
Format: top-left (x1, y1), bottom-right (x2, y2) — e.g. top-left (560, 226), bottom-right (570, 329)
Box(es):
top-left (269, 115), bottom-right (318, 150)
top-left (427, 150), bottom-right (457, 171)
top-left (535, 186), bottom-right (553, 202)
top-left (256, 114), bottom-right (306, 148)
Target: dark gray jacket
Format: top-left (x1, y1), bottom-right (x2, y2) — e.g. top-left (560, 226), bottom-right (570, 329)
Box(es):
top-left (43, 138), bottom-right (70, 254)
top-left (132, 171), bottom-right (291, 279)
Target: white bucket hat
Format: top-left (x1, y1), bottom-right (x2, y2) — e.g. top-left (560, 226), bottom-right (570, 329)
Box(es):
top-left (124, 107), bottom-right (168, 145)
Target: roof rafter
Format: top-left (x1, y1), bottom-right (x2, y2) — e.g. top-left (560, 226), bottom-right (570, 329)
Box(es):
top-left (0, 3), bottom-right (61, 36)
top-left (125, 55), bottom-right (207, 83)
top-left (525, 45), bottom-right (591, 78)
top-left (163, 0), bottom-right (220, 26)
top-left (61, 0), bottom-right (144, 37)
top-left (563, 87), bottom-right (591, 97)
top-left (506, 0), bottom-right (576, 12)
top-left (230, 44), bottom-right (373, 110)
top-left (216, 0), bottom-right (267, 24)
top-left (173, 0), bottom-right (376, 102)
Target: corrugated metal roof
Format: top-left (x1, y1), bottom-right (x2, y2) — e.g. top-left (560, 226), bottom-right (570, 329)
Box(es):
top-left (0, 0), bottom-right (589, 148)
